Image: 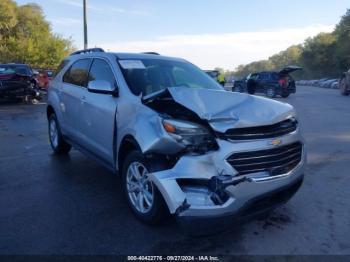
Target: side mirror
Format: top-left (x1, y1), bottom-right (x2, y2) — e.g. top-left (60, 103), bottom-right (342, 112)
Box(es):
top-left (87, 80), bottom-right (118, 96)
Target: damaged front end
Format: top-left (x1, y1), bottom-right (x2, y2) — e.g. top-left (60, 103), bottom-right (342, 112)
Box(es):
top-left (140, 87), bottom-right (305, 230)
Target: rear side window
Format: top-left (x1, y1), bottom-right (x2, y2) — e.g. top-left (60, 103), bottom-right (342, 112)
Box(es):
top-left (88, 59), bottom-right (116, 87)
top-left (63, 59), bottom-right (91, 87)
top-left (271, 73), bottom-right (279, 80)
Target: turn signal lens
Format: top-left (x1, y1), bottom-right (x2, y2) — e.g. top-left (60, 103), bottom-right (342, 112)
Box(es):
top-left (163, 122), bottom-right (176, 133)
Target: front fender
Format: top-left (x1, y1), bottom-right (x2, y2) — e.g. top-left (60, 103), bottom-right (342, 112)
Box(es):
top-left (120, 113), bottom-right (185, 156)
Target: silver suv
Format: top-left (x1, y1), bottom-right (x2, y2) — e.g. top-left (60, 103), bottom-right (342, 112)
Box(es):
top-left (47, 48), bottom-right (306, 229)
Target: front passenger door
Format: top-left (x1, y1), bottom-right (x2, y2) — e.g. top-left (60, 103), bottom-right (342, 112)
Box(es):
top-left (61, 59), bottom-right (92, 143)
top-left (80, 58), bottom-right (118, 165)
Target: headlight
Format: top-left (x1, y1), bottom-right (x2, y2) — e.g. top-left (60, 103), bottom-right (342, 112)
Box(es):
top-left (162, 119), bottom-right (217, 153)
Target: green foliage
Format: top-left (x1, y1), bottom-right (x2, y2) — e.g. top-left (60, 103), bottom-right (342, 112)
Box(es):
top-left (232, 9), bottom-right (350, 79)
top-left (334, 9), bottom-right (350, 71)
top-left (0, 0), bottom-right (74, 69)
top-left (300, 33), bottom-right (337, 78)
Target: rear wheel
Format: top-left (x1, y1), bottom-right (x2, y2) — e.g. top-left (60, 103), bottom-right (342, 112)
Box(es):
top-left (122, 151), bottom-right (168, 225)
top-left (281, 90), bottom-right (290, 98)
top-left (48, 114), bottom-right (71, 154)
top-left (340, 77), bottom-right (349, 96)
top-left (266, 86), bottom-right (276, 98)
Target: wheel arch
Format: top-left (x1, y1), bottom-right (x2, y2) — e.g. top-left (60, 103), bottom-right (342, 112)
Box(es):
top-left (117, 135), bottom-right (141, 173)
top-left (46, 105), bottom-right (55, 119)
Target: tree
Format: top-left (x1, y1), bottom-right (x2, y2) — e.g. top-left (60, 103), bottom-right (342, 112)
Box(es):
top-left (269, 45), bottom-right (302, 70)
top-left (232, 9), bottom-right (350, 79)
top-left (0, 0), bottom-right (74, 69)
top-left (334, 9), bottom-right (350, 72)
top-left (300, 33), bottom-right (337, 78)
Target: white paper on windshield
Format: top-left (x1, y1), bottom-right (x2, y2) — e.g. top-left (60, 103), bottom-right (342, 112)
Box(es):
top-left (119, 60), bottom-right (146, 69)
top-left (0, 68), bottom-right (6, 72)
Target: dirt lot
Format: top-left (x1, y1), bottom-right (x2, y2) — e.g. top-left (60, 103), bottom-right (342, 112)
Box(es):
top-left (0, 85), bottom-right (349, 255)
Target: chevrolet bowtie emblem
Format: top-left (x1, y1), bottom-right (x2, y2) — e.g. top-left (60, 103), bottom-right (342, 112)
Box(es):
top-left (270, 139), bottom-right (282, 146)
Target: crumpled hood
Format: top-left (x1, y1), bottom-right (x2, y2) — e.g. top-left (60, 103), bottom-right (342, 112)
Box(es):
top-left (167, 87), bottom-right (295, 133)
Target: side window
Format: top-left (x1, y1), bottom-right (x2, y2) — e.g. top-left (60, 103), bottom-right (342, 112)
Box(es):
top-left (63, 59), bottom-right (91, 87)
top-left (88, 59), bottom-right (116, 87)
top-left (250, 74), bottom-right (258, 80)
top-left (259, 73), bottom-right (269, 80)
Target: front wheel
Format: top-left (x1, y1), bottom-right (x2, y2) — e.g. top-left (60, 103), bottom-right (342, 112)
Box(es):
top-left (122, 151), bottom-right (169, 225)
top-left (48, 114), bottom-right (71, 154)
top-left (340, 77), bottom-right (349, 96)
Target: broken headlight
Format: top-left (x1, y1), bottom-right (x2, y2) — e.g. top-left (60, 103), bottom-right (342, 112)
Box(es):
top-left (162, 119), bottom-right (217, 153)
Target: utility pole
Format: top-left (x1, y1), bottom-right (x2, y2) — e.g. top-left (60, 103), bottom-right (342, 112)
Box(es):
top-left (83, 0), bottom-right (88, 49)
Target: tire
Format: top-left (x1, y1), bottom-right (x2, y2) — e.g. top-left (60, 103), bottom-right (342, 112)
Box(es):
top-left (234, 84), bottom-right (244, 93)
top-left (281, 91), bottom-right (290, 98)
top-left (340, 77), bottom-right (349, 96)
top-left (266, 86), bottom-right (276, 98)
top-left (48, 114), bottom-right (71, 154)
top-left (122, 151), bottom-right (169, 225)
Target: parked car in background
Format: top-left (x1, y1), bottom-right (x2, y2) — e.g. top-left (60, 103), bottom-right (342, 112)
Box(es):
top-left (0, 63), bottom-right (41, 103)
top-left (319, 79), bottom-right (335, 88)
top-left (36, 69), bottom-right (55, 89)
top-left (331, 81), bottom-right (339, 89)
top-left (47, 48), bottom-right (305, 230)
top-left (245, 66), bottom-right (302, 98)
top-left (297, 78), bottom-right (340, 89)
top-left (340, 69), bottom-right (350, 96)
top-left (233, 77), bottom-right (247, 93)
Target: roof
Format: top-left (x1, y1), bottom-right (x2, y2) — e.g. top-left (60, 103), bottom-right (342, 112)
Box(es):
top-left (68, 48), bottom-right (186, 63)
top-left (113, 52), bottom-right (184, 62)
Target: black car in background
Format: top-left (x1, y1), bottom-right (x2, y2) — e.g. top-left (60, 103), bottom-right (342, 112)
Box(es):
top-left (242, 66), bottom-right (302, 98)
top-left (0, 63), bottom-right (41, 103)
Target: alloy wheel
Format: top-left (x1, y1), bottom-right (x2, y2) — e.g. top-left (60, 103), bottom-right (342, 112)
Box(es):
top-left (49, 119), bottom-right (58, 148)
top-left (126, 162), bottom-right (154, 214)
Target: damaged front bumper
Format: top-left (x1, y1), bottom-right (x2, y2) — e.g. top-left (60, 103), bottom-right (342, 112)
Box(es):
top-left (148, 130), bottom-right (306, 229)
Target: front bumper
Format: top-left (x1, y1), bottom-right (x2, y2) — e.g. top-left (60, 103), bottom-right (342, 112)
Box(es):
top-left (177, 176), bottom-right (303, 233)
top-left (148, 129), bottom-right (306, 226)
top-left (0, 81), bottom-right (34, 98)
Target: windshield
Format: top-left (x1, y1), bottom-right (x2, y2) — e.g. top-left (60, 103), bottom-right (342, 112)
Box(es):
top-left (0, 65), bottom-right (30, 75)
top-left (118, 58), bottom-right (223, 96)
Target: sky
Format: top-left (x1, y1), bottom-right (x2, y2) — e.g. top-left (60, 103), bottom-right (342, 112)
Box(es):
top-left (15, 0), bottom-right (350, 70)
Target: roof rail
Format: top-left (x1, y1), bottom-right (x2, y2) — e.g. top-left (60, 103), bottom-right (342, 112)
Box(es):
top-left (142, 52), bottom-right (160, 55)
top-left (70, 48), bottom-right (105, 56)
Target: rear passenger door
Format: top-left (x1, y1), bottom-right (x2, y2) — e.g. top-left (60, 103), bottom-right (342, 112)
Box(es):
top-left (256, 73), bottom-right (269, 92)
top-left (80, 58), bottom-right (118, 165)
top-left (61, 58), bottom-right (92, 143)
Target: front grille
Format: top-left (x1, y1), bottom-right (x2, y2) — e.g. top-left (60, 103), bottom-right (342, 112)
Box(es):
top-left (223, 119), bottom-right (297, 140)
top-left (227, 142), bottom-right (302, 176)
